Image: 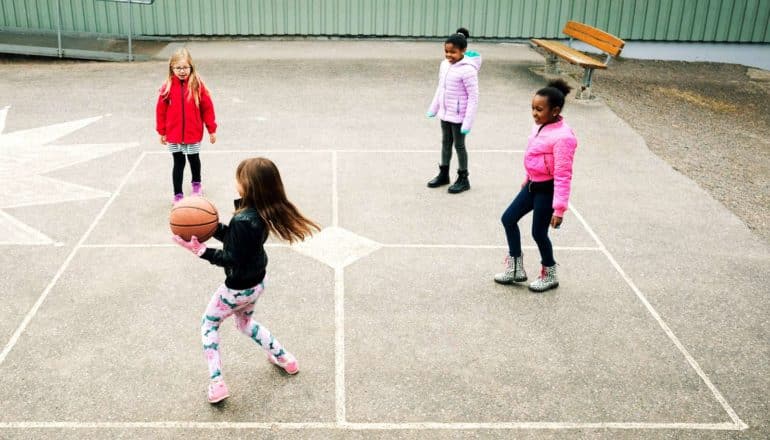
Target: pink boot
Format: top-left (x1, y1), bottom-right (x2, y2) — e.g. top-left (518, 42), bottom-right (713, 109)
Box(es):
top-left (191, 182), bottom-right (203, 197)
top-left (172, 193), bottom-right (184, 205)
top-left (207, 378), bottom-right (229, 403)
top-left (268, 352), bottom-right (299, 375)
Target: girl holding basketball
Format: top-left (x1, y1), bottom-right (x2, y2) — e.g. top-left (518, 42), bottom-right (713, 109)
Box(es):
top-left (173, 157), bottom-right (319, 404)
top-left (156, 47), bottom-right (217, 205)
top-left (494, 79), bottom-right (578, 292)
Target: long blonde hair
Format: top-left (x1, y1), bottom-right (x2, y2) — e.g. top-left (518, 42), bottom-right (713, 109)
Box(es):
top-left (160, 48), bottom-right (206, 107)
top-left (236, 157), bottom-right (320, 243)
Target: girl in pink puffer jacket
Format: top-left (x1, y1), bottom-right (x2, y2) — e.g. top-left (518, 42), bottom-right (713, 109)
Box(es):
top-left (494, 79), bottom-right (578, 293)
top-left (426, 27), bottom-right (482, 194)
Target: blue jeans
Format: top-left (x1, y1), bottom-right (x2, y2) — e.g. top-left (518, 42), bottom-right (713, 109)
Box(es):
top-left (501, 184), bottom-right (556, 267)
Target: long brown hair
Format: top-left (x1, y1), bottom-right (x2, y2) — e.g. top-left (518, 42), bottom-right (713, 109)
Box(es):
top-left (160, 48), bottom-right (207, 107)
top-left (236, 157), bottom-right (320, 243)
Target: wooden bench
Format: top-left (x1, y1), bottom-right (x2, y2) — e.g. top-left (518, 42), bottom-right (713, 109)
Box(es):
top-left (531, 21), bottom-right (625, 99)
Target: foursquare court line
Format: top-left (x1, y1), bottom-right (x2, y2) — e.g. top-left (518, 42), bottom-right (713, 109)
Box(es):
top-left (0, 149), bottom-right (747, 431)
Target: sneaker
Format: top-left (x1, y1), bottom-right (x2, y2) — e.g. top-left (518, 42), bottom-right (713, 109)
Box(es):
top-left (172, 193), bottom-right (184, 205)
top-left (207, 378), bottom-right (229, 403)
top-left (268, 352), bottom-right (299, 375)
top-left (191, 182), bottom-right (203, 197)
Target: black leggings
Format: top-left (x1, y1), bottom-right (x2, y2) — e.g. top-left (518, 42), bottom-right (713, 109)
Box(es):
top-left (501, 184), bottom-right (556, 267)
top-left (172, 152), bottom-right (201, 195)
top-left (440, 120), bottom-right (467, 170)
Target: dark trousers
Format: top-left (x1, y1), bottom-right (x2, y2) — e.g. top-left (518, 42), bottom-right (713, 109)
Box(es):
top-left (501, 183), bottom-right (556, 267)
top-left (440, 120), bottom-right (467, 170)
top-left (172, 152), bottom-right (201, 195)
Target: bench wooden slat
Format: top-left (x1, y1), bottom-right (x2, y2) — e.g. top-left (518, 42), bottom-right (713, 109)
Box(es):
top-left (563, 20), bottom-right (625, 57)
top-left (531, 39), bottom-right (607, 69)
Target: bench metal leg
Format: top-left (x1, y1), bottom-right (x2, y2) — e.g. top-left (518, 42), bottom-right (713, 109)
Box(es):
top-left (545, 54), bottom-right (560, 74)
top-left (577, 67), bottom-right (594, 99)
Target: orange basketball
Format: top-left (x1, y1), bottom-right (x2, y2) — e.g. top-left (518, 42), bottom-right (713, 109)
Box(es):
top-left (169, 197), bottom-right (219, 242)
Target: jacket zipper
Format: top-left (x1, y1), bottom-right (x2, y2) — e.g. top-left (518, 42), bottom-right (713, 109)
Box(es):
top-left (441, 63), bottom-right (451, 115)
top-left (180, 80), bottom-right (186, 144)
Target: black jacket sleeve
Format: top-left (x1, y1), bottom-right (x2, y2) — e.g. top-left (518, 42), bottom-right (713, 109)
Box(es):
top-left (212, 222), bottom-right (229, 242)
top-left (200, 218), bottom-right (252, 268)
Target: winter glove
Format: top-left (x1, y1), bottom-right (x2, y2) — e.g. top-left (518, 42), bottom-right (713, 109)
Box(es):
top-left (426, 111), bottom-right (436, 118)
top-left (173, 235), bottom-right (207, 257)
top-left (461, 128), bottom-right (470, 135)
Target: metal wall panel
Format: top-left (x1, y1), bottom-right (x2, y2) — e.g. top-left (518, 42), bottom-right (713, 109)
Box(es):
top-left (1, 0), bottom-right (769, 42)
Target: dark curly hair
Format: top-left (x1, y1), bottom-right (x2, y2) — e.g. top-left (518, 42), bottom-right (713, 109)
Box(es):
top-left (536, 79), bottom-right (572, 109)
top-left (445, 27), bottom-right (470, 50)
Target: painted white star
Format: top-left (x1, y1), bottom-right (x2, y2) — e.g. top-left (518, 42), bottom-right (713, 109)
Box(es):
top-left (0, 106), bottom-right (137, 245)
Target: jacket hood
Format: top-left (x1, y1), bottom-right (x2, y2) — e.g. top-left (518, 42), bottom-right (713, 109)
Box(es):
top-left (459, 50), bottom-right (482, 71)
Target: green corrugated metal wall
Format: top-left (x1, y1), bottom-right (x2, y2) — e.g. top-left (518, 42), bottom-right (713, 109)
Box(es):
top-left (1, 0), bottom-right (769, 42)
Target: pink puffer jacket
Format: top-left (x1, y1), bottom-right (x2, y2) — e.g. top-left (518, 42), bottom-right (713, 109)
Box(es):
top-left (524, 118), bottom-right (578, 217)
top-left (428, 51), bottom-right (482, 132)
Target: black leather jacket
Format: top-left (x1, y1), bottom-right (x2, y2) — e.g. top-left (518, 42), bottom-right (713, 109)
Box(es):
top-left (200, 202), bottom-right (269, 289)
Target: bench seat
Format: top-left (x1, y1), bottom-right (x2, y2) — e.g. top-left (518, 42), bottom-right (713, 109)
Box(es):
top-left (530, 39), bottom-right (607, 70)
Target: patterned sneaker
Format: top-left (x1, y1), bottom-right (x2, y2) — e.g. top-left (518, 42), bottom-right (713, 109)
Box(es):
top-left (191, 182), bottom-right (203, 197)
top-left (207, 378), bottom-right (229, 403)
top-left (172, 193), bottom-right (184, 205)
top-left (268, 352), bottom-right (299, 375)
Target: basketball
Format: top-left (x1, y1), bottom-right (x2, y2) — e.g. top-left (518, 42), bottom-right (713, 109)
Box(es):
top-left (169, 197), bottom-right (219, 242)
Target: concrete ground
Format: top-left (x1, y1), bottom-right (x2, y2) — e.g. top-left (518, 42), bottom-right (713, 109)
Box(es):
top-left (0, 41), bottom-right (768, 439)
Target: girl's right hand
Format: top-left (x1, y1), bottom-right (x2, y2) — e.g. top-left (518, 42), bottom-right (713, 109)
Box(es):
top-left (160, 135), bottom-right (167, 145)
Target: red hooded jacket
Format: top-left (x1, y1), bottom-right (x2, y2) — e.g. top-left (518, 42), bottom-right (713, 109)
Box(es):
top-left (156, 76), bottom-right (217, 144)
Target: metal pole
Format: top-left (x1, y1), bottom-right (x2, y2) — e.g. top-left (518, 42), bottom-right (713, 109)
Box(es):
top-left (56, 0), bottom-right (62, 57)
top-left (128, 0), bottom-right (133, 62)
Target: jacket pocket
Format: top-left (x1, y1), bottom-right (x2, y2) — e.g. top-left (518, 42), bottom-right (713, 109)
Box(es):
top-left (543, 154), bottom-right (554, 174)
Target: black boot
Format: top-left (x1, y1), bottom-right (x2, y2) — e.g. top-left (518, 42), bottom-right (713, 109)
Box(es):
top-left (427, 165), bottom-right (450, 188)
top-left (448, 169), bottom-right (470, 193)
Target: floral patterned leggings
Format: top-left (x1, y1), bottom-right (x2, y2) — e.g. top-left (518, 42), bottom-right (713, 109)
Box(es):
top-left (200, 282), bottom-right (286, 380)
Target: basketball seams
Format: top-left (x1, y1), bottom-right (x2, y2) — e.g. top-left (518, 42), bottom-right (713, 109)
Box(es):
top-left (170, 206), bottom-right (218, 216)
top-left (169, 198), bottom-right (219, 242)
top-left (169, 220), bottom-right (219, 227)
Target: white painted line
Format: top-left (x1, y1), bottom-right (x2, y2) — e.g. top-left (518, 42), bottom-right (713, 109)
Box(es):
top-left (334, 267), bottom-right (346, 424)
top-left (146, 150), bottom-right (335, 154)
top-left (145, 149), bottom-right (524, 154)
top-left (328, 149), bottom-right (524, 154)
top-left (0, 421), bottom-right (744, 431)
top-left (0, 152), bottom-right (148, 366)
top-left (78, 243), bottom-right (290, 248)
top-left (341, 421), bottom-right (745, 431)
top-left (0, 422), bottom-right (335, 429)
top-left (568, 204), bottom-right (749, 431)
top-left (0, 210), bottom-right (54, 245)
top-left (71, 243), bottom-right (597, 251)
top-left (381, 244), bottom-right (601, 251)
top-left (331, 151), bottom-right (339, 227)
top-left (0, 106), bottom-right (8, 134)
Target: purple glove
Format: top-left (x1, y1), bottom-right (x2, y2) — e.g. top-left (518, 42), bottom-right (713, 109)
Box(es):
top-left (173, 235), bottom-right (207, 257)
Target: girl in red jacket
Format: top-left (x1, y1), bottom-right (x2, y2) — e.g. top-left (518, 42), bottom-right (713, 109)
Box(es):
top-left (156, 48), bottom-right (217, 204)
top-left (495, 79), bottom-right (578, 292)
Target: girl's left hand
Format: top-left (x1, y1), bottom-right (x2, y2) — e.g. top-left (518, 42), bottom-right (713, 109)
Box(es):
top-left (209, 133), bottom-right (217, 144)
top-left (550, 215), bottom-right (563, 229)
top-left (173, 235), bottom-right (207, 256)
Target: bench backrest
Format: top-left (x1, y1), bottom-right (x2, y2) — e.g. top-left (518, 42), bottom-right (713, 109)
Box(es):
top-left (563, 21), bottom-right (625, 57)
